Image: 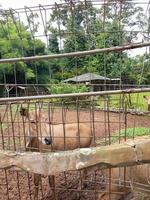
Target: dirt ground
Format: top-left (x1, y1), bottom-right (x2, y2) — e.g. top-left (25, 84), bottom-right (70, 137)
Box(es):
top-left (0, 109), bottom-right (150, 200)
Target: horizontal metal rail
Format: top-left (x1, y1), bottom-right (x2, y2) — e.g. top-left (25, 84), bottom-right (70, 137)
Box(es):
top-left (5, 1), bottom-right (149, 13)
top-left (0, 88), bottom-right (150, 102)
top-left (0, 42), bottom-right (150, 64)
top-left (0, 83), bottom-right (150, 87)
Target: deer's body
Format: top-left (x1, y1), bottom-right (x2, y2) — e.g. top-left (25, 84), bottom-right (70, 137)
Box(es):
top-left (143, 96), bottom-right (150, 111)
top-left (26, 121), bottom-right (92, 151)
top-left (99, 152), bottom-right (150, 199)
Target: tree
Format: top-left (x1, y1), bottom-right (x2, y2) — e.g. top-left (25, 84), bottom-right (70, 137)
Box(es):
top-left (48, 34), bottom-right (59, 54)
top-left (47, 0), bottom-right (147, 84)
top-left (0, 12), bottom-right (50, 84)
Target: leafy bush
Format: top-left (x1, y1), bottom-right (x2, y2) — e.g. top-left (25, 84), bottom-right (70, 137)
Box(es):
top-left (48, 84), bottom-right (89, 94)
top-left (47, 84), bottom-right (90, 107)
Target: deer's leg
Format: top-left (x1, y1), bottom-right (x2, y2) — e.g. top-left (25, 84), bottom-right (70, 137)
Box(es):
top-left (98, 188), bottom-right (132, 200)
top-left (48, 175), bottom-right (55, 187)
top-left (34, 173), bottom-right (41, 200)
top-left (48, 175), bottom-right (57, 200)
top-left (99, 168), bottom-right (131, 200)
top-left (81, 169), bottom-right (88, 188)
top-left (98, 183), bottom-right (125, 200)
top-left (74, 169), bottom-right (88, 192)
top-left (148, 104), bottom-right (150, 111)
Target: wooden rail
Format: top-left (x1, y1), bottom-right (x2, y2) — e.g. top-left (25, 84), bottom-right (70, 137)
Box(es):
top-left (0, 136), bottom-right (150, 175)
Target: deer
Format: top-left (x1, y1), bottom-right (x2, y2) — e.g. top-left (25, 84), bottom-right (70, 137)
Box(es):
top-left (20, 107), bottom-right (92, 199)
top-left (98, 137), bottom-right (150, 200)
top-left (143, 95), bottom-right (150, 111)
top-left (98, 164), bottom-right (150, 200)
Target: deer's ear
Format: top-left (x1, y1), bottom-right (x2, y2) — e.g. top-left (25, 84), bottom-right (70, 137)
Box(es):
top-left (34, 109), bottom-right (43, 122)
top-left (143, 96), bottom-right (147, 100)
top-left (20, 107), bottom-right (29, 118)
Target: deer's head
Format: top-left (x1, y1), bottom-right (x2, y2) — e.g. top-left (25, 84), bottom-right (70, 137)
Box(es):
top-left (20, 107), bottom-right (52, 150)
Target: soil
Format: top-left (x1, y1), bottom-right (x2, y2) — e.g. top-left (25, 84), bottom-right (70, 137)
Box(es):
top-left (0, 109), bottom-right (150, 200)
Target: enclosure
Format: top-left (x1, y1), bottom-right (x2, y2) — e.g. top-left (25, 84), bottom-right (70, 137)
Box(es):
top-left (0, 0), bottom-right (150, 200)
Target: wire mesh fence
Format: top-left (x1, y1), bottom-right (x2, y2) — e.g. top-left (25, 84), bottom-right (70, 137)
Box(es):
top-left (0, 0), bottom-right (150, 200)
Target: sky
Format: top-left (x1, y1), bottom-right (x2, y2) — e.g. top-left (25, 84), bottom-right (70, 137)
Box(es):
top-left (0, 0), bottom-right (149, 10)
top-left (0, 0), bottom-right (61, 9)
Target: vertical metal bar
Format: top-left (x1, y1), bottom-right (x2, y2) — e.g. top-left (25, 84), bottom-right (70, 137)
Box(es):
top-left (27, 173), bottom-right (32, 200)
top-left (55, 3), bottom-right (63, 81)
top-left (16, 104), bottom-right (21, 150)
top-left (76, 97), bottom-right (81, 148)
top-left (10, 103), bottom-right (21, 199)
top-left (61, 100), bottom-right (66, 150)
top-left (4, 170), bottom-right (10, 200)
top-left (104, 96), bottom-right (107, 145)
top-left (9, 104), bottom-right (16, 150)
top-left (76, 96), bottom-right (82, 198)
top-left (24, 7), bottom-right (39, 94)
top-left (20, 103), bottom-right (27, 150)
top-left (39, 5), bottom-right (48, 47)
top-left (0, 104), bottom-right (10, 200)
top-left (94, 168), bottom-right (97, 200)
top-left (13, 65), bottom-right (18, 97)
top-left (3, 70), bottom-right (7, 97)
top-left (103, 0), bottom-right (107, 91)
top-left (0, 114), bottom-right (4, 150)
top-left (48, 101), bottom-right (53, 151)
top-left (5, 105), bottom-right (9, 149)
top-left (64, 172), bottom-right (69, 200)
top-left (91, 96), bottom-right (96, 146)
top-left (34, 102), bottom-right (39, 152)
top-left (20, 102), bottom-right (32, 199)
top-left (106, 97), bottom-right (111, 145)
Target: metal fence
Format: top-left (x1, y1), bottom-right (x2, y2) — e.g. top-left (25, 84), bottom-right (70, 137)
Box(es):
top-left (0, 0), bottom-right (150, 200)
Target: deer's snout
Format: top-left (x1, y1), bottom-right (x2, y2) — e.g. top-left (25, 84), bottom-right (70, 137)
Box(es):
top-left (44, 137), bottom-right (52, 145)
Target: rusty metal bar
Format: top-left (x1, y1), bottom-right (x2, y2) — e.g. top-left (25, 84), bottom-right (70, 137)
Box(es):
top-left (3, 1), bottom-right (149, 14)
top-left (0, 42), bottom-right (149, 64)
top-left (0, 88), bottom-right (150, 103)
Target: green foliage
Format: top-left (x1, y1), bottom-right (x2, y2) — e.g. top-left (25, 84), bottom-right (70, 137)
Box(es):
top-left (47, 0), bottom-right (147, 83)
top-left (48, 34), bottom-right (59, 53)
top-left (47, 84), bottom-right (89, 94)
top-left (0, 16), bottom-right (49, 84)
top-left (95, 92), bottom-right (150, 112)
top-left (115, 127), bottom-right (150, 138)
top-left (96, 127), bottom-right (150, 145)
top-left (47, 84), bottom-right (89, 106)
top-left (0, 1), bottom-right (149, 87)
top-left (110, 127), bottom-right (150, 143)
top-left (109, 92), bottom-right (150, 111)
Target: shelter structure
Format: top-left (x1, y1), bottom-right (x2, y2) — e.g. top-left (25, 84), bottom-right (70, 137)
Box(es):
top-left (64, 73), bottom-right (120, 91)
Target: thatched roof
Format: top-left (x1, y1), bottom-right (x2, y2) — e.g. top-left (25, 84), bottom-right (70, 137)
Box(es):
top-left (64, 73), bottom-right (120, 83)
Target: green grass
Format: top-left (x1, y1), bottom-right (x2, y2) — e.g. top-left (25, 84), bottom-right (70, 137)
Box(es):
top-left (0, 123), bottom-right (6, 130)
top-left (114, 127), bottom-right (150, 139)
top-left (96, 92), bottom-right (150, 112)
top-left (96, 127), bottom-right (150, 145)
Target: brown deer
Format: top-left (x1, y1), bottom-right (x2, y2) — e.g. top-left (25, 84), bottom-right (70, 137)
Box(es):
top-left (20, 107), bottom-right (92, 199)
top-left (143, 95), bottom-right (150, 111)
top-left (99, 154), bottom-right (150, 199)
